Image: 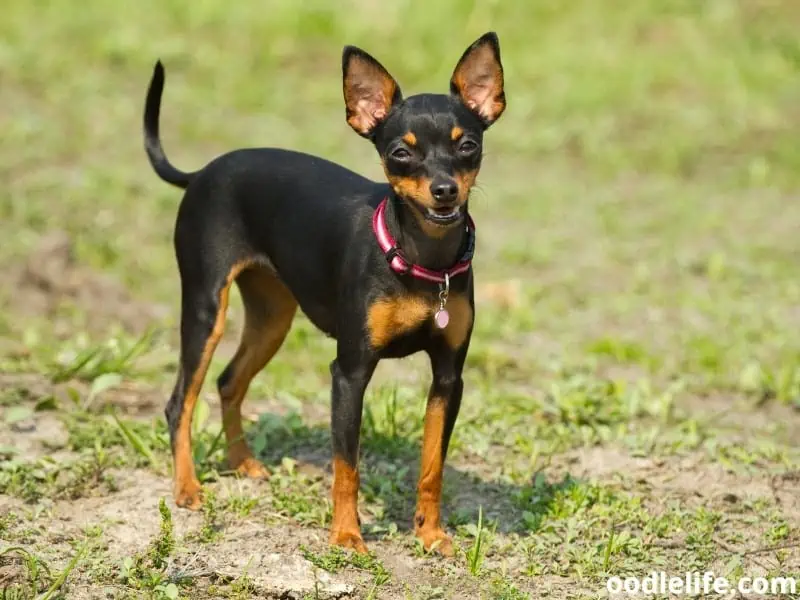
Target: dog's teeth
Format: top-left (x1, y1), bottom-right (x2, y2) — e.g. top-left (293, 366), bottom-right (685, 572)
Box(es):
top-left (427, 207), bottom-right (459, 219)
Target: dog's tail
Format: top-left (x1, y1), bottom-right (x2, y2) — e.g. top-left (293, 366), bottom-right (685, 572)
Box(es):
top-left (143, 61), bottom-right (196, 189)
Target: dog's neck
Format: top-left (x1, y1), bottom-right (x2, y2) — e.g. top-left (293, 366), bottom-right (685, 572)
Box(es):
top-left (384, 194), bottom-right (468, 273)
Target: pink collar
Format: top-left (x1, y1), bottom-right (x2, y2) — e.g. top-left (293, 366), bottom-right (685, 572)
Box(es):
top-left (372, 197), bottom-right (476, 284)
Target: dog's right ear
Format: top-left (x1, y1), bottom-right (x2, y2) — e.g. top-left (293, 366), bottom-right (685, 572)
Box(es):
top-left (342, 46), bottom-right (402, 138)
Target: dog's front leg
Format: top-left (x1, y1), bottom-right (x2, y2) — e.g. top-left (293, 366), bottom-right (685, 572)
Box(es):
top-left (328, 355), bottom-right (376, 553)
top-left (414, 345), bottom-right (466, 557)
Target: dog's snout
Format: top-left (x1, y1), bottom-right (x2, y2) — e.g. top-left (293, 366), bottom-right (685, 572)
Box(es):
top-left (430, 179), bottom-right (458, 204)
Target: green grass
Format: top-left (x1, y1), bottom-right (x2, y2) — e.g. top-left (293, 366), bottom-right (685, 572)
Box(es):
top-left (117, 498), bottom-right (185, 598)
top-left (0, 448), bottom-right (121, 503)
top-left (0, 544), bottom-right (85, 600)
top-left (1, 0), bottom-right (799, 598)
top-left (301, 545), bottom-right (392, 596)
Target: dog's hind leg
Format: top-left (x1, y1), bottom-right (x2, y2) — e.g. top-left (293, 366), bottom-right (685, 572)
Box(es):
top-left (165, 260), bottom-right (249, 510)
top-left (216, 265), bottom-right (297, 477)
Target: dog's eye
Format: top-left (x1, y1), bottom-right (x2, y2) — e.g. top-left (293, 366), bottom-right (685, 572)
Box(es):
top-left (458, 140), bottom-right (479, 155)
top-left (390, 147), bottom-right (412, 161)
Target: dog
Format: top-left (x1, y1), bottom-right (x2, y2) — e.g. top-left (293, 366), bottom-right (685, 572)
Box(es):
top-left (142, 32), bottom-right (505, 555)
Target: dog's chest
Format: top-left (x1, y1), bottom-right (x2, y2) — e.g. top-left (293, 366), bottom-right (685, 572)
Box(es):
top-left (366, 294), bottom-right (472, 351)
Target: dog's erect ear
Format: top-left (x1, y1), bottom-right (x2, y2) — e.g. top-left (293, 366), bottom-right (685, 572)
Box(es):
top-left (342, 46), bottom-right (402, 138)
top-left (450, 32), bottom-right (506, 127)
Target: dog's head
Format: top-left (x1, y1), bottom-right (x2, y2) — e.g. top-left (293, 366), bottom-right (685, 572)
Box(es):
top-left (342, 33), bottom-right (505, 230)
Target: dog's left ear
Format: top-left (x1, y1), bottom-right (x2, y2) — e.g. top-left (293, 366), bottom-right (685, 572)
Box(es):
top-left (450, 32), bottom-right (506, 127)
top-left (342, 46), bottom-right (403, 138)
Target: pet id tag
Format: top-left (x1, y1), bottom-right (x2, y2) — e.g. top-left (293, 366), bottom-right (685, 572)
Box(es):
top-left (434, 273), bottom-right (450, 329)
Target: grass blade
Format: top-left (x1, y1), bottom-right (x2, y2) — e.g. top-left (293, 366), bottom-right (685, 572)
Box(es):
top-left (37, 543), bottom-right (86, 600)
top-left (112, 413), bottom-right (155, 465)
top-left (603, 528), bottom-right (615, 572)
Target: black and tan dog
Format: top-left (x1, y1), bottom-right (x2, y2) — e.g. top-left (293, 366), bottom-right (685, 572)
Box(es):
top-left (143, 32), bottom-right (505, 555)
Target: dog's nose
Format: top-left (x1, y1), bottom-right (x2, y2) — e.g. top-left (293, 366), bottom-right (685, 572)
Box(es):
top-left (430, 179), bottom-right (459, 204)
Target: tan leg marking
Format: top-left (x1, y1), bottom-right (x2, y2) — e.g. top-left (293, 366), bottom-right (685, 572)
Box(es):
top-left (329, 456), bottom-right (367, 553)
top-left (414, 397), bottom-right (453, 556)
top-left (219, 267), bottom-right (297, 477)
top-left (173, 260), bottom-right (253, 510)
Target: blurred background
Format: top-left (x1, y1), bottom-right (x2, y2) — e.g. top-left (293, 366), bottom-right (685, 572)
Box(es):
top-left (3, 0), bottom-right (800, 399)
top-left (1, 1), bottom-right (799, 598)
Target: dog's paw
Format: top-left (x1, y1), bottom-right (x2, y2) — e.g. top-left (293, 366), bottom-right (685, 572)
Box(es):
top-left (416, 527), bottom-right (454, 557)
top-left (329, 530), bottom-right (369, 554)
top-left (234, 457), bottom-right (271, 479)
top-left (174, 479), bottom-right (204, 511)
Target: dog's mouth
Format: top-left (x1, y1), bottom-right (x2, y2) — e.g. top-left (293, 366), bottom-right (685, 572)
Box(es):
top-left (424, 205), bottom-right (463, 225)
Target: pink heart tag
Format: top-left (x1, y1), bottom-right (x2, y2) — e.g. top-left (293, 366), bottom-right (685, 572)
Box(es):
top-left (434, 309), bottom-right (450, 329)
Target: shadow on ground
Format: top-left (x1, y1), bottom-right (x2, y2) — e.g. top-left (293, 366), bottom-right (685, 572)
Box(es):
top-left (242, 409), bottom-right (579, 537)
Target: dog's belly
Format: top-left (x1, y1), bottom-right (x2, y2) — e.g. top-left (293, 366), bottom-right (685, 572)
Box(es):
top-left (297, 301), bottom-right (337, 339)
